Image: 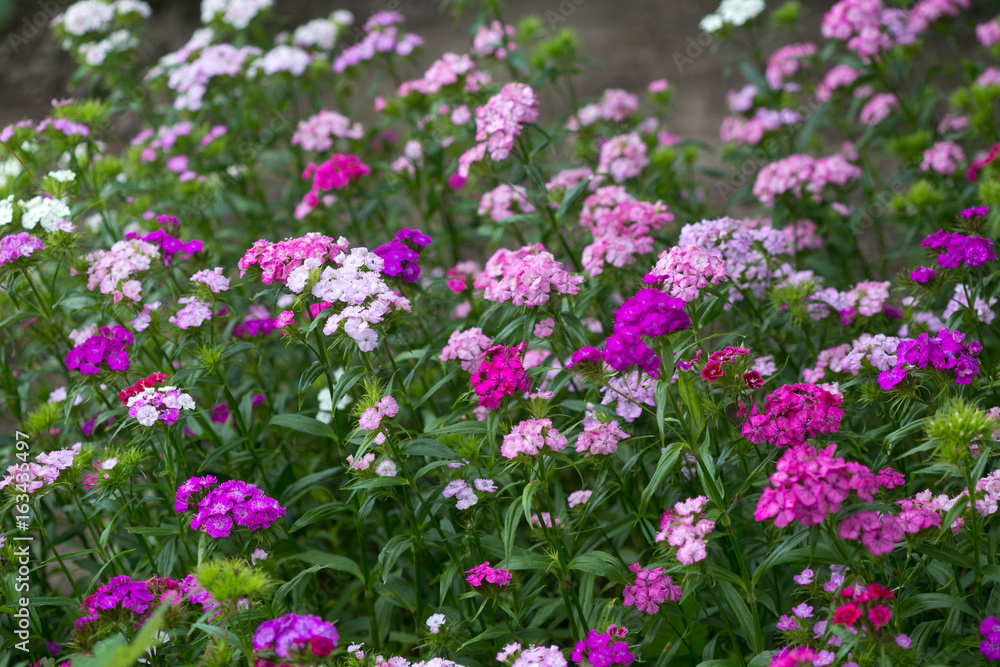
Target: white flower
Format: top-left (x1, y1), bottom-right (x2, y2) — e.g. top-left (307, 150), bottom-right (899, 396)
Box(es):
top-left (426, 613), bottom-right (447, 634)
top-left (101, 458), bottom-right (118, 470)
top-left (375, 460), bottom-right (397, 477)
top-left (0, 195), bottom-right (15, 226)
top-left (21, 196), bottom-right (71, 232)
top-left (700, 13), bottom-right (725, 32)
top-left (47, 170), bottom-right (76, 183)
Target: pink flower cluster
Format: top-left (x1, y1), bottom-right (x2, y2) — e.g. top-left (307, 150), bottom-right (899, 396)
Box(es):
top-left (979, 20), bottom-right (1000, 47)
top-left (815, 64), bottom-right (861, 102)
top-left (472, 20), bottom-right (517, 59)
top-left (720, 108), bottom-right (802, 146)
top-left (765, 43), bottom-right (816, 90)
top-left (178, 477), bottom-right (286, 539)
top-left (0, 233), bottom-right (44, 267)
top-left (809, 280), bottom-right (891, 323)
top-left (0, 443), bottom-right (80, 494)
top-left (398, 52), bottom-right (488, 97)
top-left (622, 563), bottom-right (682, 614)
top-left (501, 418), bottom-right (567, 459)
top-left (596, 132), bottom-right (648, 183)
top-left (458, 83), bottom-right (538, 177)
top-left (655, 495), bottom-right (714, 565)
top-left (860, 93), bottom-right (899, 126)
top-left (291, 110), bottom-right (363, 151)
top-left (440, 327), bottom-right (493, 372)
top-left (358, 396), bottom-right (399, 434)
top-left (575, 417), bottom-right (629, 456)
top-left (567, 88), bottom-right (638, 130)
top-left (920, 141), bottom-right (966, 175)
top-left (65, 325), bottom-right (132, 375)
top-left (169, 297), bottom-right (213, 330)
top-left (84, 238), bottom-right (160, 302)
top-left (332, 12), bottom-right (422, 73)
top-left (296, 154), bottom-right (370, 219)
top-left (470, 343), bottom-right (531, 409)
top-left (741, 383), bottom-right (844, 447)
top-left (465, 561), bottom-right (511, 588)
top-left (478, 184), bottom-right (536, 222)
top-left (877, 328), bottom-right (981, 389)
top-left (546, 167), bottom-right (596, 207)
top-left (643, 245), bottom-right (728, 302)
top-left (754, 445), bottom-right (878, 527)
top-left (753, 154), bottom-right (861, 206)
top-left (253, 613), bottom-right (338, 664)
top-left (474, 244), bottom-right (583, 307)
top-left (239, 233), bottom-right (349, 286)
top-left (578, 186), bottom-right (674, 276)
top-left (124, 381), bottom-right (196, 427)
top-left (676, 217), bottom-right (790, 301)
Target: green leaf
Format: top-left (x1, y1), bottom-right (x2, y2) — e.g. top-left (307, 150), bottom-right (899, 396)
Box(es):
top-left (898, 593), bottom-right (977, 619)
top-left (289, 501), bottom-right (348, 532)
top-left (676, 373), bottom-right (705, 439)
top-left (269, 413), bottom-right (337, 440)
top-left (555, 179), bottom-right (591, 220)
top-left (377, 535), bottom-right (414, 583)
top-left (567, 551), bottom-right (622, 580)
top-left (717, 580), bottom-right (763, 653)
top-left (72, 601), bottom-right (169, 667)
top-left (639, 446), bottom-right (681, 516)
top-left (460, 625), bottom-right (513, 649)
top-left (503, 500), bottom-right (524, 567)
top-left (521, 480), bottom-right (542, 523)
top-left (285, 550), bottom-right (363, 581)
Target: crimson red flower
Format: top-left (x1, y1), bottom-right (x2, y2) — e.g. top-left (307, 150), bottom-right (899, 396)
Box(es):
top-left (868, 605), bottom-right (892, 630)
top-left (743, 370), bottom-right (764, 389)
top-left (701, 361), bottom-right (724, 382)
top-left (833, 603), bottom-right (863, 627)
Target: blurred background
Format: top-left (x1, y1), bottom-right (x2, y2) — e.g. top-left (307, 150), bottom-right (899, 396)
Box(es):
top-left (0, 0), bottom-right (840, 146)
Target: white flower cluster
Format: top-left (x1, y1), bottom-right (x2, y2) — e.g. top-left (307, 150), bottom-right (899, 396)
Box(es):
top-left (201, 0), bottom-right (273, 30)
top-left (52, 0), bottom-right (151, 37)
top-left (0, 195), bottom-right (73, 233)
top-left (700, 0), bottom-right (766, 33)
top-left (290, 11), bottom-right (354, 52)
top-left (78, 29), bottom-right (139, 66)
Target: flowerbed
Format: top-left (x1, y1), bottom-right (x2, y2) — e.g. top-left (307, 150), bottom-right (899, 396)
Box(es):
top-left (2, 0), bottom-right (1000, 666)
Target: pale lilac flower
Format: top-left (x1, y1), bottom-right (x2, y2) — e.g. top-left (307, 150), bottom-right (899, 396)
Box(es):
top-left (568, 490), bottom-right (592, 508)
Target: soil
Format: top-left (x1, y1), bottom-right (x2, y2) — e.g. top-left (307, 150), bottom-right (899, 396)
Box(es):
top-left (0, 0), bottom-right (842, 146)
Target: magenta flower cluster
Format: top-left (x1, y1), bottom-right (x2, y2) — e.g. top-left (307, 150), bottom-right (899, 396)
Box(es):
top-left (75, 575), bottom-right (154, 627)
top-left (741, 383), bottom-right (844, 447)
top-left (65, 325), bottom-right (133, 375)
top-left (0, 232), bottom-right (45, 267)
top-left (469, 343), bottom-right (531, 409)
top-left (570, 629), bottom-right (636, 667)
top-left (465, 561), bottom-right (511, 588)
top-left (602, 289), bottom-right (690, 378)
top-left (754, 445), bottom-right (878, 528)
top-left (176, 477), bottom-right (286, 539)
top-left (253, 613), bottom-right (339, 664)
top-left (622, 563), bottom-right (682, 614)
top-left (981, 617), bottom-right (1000, 661)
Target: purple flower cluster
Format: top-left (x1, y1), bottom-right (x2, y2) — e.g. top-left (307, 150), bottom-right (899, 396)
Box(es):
top-left (233, 305), bottom-right (278, 338)
top-left (741, 383), bottom-right (844, 447)
top-left (124, 229), bottom-right (203, 267)
top-left (176, 477), bottom-right (286, 539)
top-left (0, 233), bottom-right (44, 267)
top-left (332, 12), bottom-right (422, 73)
top-left (64, 325), bottom-right (133, 375)
top-left (253, 613), bottom-right (339, 664)
top-left (571, 630), bottom-right (636, 666)
top-left (877, 328), bottom-right (981, 390)
top-left (465, 561), bottom-right (511, 588)
top-left (373, 228), bottom-right (432, 283)
top-left (75, 575), bottom-right (154, 627)
top-left (602, 289), bottom-right (690, 378)
top-left (920, 229), bottom-right (996, 269)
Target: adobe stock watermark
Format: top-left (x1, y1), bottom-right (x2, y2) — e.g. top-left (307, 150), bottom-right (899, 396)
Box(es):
top-left (10, 430), bottom-right (35, 653)
top-left (6, 0), bottom-right (72, 54)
